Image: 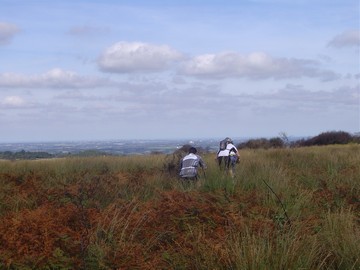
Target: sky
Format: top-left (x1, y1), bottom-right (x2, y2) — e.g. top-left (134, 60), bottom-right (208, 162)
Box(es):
top-left (0, 0), bottom-right (359, 142)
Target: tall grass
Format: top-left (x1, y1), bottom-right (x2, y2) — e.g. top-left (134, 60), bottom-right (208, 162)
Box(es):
top-left (0, 145), bottom-right (359, 269)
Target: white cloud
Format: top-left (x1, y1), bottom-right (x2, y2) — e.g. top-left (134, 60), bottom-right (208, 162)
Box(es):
top-left (2, 96), bottom-right (26, 107)
top-left (98, 41), bottom-right (183, 73)
top-left (54, 89), bottom-right (103, 101)
top-left (0, 69), bottom-right (111, 89)
top-left (180, 51), bottom-right (340, 81)
top-left (0, 22), bottom-right (19, 45)
top-left (256, 84), bottom-right (359, 107)
top-left (328, 30), bottom-right (360, 48)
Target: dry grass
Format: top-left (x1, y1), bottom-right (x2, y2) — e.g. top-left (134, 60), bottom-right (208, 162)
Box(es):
top-left (0, 145), bottom-right (359, 269)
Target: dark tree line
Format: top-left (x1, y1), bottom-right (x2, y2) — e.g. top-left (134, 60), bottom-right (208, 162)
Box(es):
top-left (237, 131), bottom-right (360, 150)
top-left (0, 150), bottom-right (54, 160)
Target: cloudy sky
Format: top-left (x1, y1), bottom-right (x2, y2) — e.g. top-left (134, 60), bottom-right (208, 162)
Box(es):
top-left (0, 0), bottom-right (359, 142)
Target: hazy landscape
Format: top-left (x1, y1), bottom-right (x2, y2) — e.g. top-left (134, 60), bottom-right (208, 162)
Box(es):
top-left (0, 138), bottom-right (226, 156)
top-left (0, 137), bottom-right (298, 156)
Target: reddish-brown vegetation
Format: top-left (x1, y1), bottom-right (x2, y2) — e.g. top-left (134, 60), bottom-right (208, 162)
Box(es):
top-left (0, 169), bottom-right (278, 269)
top-left (0, 146), bottom-right (359, 269)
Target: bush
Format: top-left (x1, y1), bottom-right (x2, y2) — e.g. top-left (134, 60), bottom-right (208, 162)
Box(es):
top-left (296, 131), bottom-right (353, 147)
top-left (269, 137), bottom-right (285, 148)
top-left (238, 137), bottom-right (284, 149)
top-left (0, 150), bottom-right (54, 160)
top-left (352, 134), bottom-right (360, 144)
top-left (163, 144), bottom-right (207, 177)
top-left (237, 131), bottom-right (358, 149)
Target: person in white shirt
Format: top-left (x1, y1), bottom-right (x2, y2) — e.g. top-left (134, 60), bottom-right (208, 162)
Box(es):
top-left (216, 148), bottom-right (229, 170)
top-left (225, 139), bottom-right (240, 177)
top-left (216, 137), bottom-right (232, 170)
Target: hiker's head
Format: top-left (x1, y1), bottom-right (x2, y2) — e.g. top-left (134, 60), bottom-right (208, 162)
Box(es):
top-left (189, 147), bottom-right (197, 154)
top-left (226, 137), bottom-right (233, 143)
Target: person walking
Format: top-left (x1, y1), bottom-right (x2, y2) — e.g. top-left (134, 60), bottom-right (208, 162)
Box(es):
top-left (179, 147), bottom-right (206, 180)
top-left (225, 139), bottom-right (240, 178)
top-left (216, 137), bottom-right (231, 170)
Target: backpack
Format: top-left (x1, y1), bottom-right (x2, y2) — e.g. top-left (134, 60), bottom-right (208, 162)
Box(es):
top-left (179, 154), bottom-right (200, 179)
top-left (219, 138), bottom-right (228, 151)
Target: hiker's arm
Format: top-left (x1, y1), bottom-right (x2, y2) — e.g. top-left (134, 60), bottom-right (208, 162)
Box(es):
top-left (229, 147), bottom-right (238, 155)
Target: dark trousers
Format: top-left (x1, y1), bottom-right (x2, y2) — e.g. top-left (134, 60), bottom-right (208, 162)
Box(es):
top-left (217, 156), bottom-right (229, 170)
top-left (181, 176), bottom-right (198, 181)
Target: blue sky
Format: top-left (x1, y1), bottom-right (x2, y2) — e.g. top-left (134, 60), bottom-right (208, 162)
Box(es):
top-left (0, 0), bottom-right (359, 142)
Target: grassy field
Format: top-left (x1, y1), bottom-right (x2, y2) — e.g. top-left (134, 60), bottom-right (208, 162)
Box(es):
top-left (0, 145), bottom-right (359, 269)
